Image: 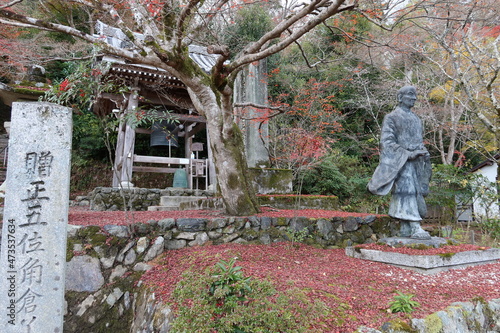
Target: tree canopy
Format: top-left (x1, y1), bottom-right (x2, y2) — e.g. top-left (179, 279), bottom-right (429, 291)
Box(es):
top-left (1, 0), bottom-right (499, 215)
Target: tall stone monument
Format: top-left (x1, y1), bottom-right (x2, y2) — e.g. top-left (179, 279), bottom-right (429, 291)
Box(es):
top-left (0, 102), bottom-right (72, 333)
top-left (234, 60), bottom-right (271, 168)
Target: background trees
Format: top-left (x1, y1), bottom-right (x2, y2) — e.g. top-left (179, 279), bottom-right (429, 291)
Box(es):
top-left (263, 0), bottom-right (499, 212)
top-left (1, 0), bottom-right (498, 217)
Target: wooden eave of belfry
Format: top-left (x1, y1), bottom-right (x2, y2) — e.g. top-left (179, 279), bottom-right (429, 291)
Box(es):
top-left (94, 22), bottom-right (217, 190)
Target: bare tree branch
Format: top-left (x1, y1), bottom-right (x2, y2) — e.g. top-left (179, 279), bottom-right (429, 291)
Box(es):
top-left (0, 0), bottom-right (23, 9)
top-left (176, 0), bottom-right (201, 50)
top-left (234, 102), bottom-right (286, 111)
top-left (0, 17), bottom-right (52, 30)
top-left (227, 0), bottom-right (356, 77)
top-left (38, 54), bottom-right (105, 63)
top-left (0, 7), bottom-right (144, 64)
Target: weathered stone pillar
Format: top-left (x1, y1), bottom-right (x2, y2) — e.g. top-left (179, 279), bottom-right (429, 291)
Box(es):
top-left (119, 89), bottom-right (139, 188)
top-left (234, 60), bottom-right (271, 168)
top-left (0, 102), bottom-right (72, 333)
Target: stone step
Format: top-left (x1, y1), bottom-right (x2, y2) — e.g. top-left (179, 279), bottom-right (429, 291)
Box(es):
top-left (147, 206), bottom-right (180, 211)
top-left (148, 196), bottom-right (223, 211)
top-left (159, 195), bottom-right (206, 206)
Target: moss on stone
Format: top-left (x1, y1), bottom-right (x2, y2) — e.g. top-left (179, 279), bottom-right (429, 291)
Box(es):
top-left (383, 318), bottom-right (417, 332)
top-left (84, 298), bottom-right (134, 333)
top-left (423, 313), bottom-right (443, 333)
top-left (266, 227), bottom-right (283, 239)
top-left (471, 296), bottom-right (487, 304)
top-left (114, 271), bottom-right (143, 291)
top-left (12, 87), bottom-right (47, 95)
top-left (132, 222), bottom-right (151, 236)
top-left (264, 169), bottom-right (291, 188)
top-left (275, 217), bottom-right (288, 226)
top-left (234, 218), bottom-right (247, 230)
top-left (66, 238), bottom-right (76, 261)
top-left (474, 297), bottom-right (496, 330)
top-left (64, 272), bottom-right (142, 333)
top-left (445, 239), bottom-right (456, 246)
top-left (438, 252), bottom-right (455, 259)
top-left (257, 194), bottom-right (339, 210)
top-left (371, 216), bottom-right (393, 233)
top-left (350, 231), bottom-right (365, 244)
top-left (105, 235), bottom-right (126, 247)
top-left (360, 224), bottom-right (374, 239)
top-left (88, 233), bottom-right (108, 246)
top-left (341, 239), bottom-right (353, 248)
top-left (78, 226), bottom-right (102, 238)
top-left (241, 228), bottom-right (259, 241)
top-left (407, 243), bottom-right (432, 250)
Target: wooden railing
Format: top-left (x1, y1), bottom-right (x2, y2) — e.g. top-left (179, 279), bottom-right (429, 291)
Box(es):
top-left (132, 154), bottom-right (207, 190)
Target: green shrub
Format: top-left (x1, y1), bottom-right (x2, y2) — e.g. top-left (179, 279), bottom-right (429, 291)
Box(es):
top-left (388, 291), bottom-right (420, 314)
top-left (482, 219), bottom-right (500, 240)
top-left (209, 258), bottom-right (253, 310)
top-left (298, 153), bottom-right (389, 213)
top-left (285, 227), bottom-right (311, 248)
top-left (170, 259), bottom-right (329, 333)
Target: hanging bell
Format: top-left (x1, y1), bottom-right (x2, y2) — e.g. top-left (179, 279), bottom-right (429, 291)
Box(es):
top-left (150, 121), bottom-right (179, 147)
top-left (173, 168), bottom-right (188, 188)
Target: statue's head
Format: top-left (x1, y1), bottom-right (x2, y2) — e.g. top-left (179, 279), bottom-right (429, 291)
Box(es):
top-left (397, 86), bottom-right (417, 109)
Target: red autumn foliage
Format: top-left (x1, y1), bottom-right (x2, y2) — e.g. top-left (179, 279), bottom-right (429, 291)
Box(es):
top-left (59, 78), bottom-right (70, 92)
top-left (141, 243), bottom-right (500, 332)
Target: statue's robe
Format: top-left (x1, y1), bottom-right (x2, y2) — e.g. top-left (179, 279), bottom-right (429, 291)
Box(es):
top-left (367, 107), bottom-right (432, 221)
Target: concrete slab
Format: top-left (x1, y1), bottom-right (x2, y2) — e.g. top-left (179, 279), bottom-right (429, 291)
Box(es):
top-left (160, 196), bottom-right (206, 206)
top-left (379, 236), bottom-right (453, 248)
top-left (147, 206), bottom-right (181, 211)
top-left (345, 246), bottom-right (500, 274)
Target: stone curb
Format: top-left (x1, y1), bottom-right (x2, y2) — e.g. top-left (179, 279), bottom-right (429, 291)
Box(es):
top-left (346, 247), bottom-right (500, 274)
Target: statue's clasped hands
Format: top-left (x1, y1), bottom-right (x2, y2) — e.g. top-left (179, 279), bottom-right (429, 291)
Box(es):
top-left (409, 150), bottom-right (429, 160)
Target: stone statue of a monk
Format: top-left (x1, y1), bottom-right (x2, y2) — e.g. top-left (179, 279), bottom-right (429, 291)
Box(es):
top-left (368, 86), bottom-right (432, 239)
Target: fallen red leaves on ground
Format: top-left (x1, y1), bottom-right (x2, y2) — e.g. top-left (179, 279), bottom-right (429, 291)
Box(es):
top-left (141, 243), bottom-right (500, 332)
top-left (68, 206), bottom-right (378, 226)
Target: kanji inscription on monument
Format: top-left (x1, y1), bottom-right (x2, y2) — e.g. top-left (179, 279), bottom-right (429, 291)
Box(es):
top-left (0, 102), bottom-right (72, 333)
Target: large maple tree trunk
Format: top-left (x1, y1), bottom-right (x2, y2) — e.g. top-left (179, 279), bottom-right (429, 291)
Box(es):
top-left (187, 80), bottom-right (260, 216)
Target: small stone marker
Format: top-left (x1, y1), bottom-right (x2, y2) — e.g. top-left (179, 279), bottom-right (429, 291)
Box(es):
top-left (0, 102), bottom-right (72, 333)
